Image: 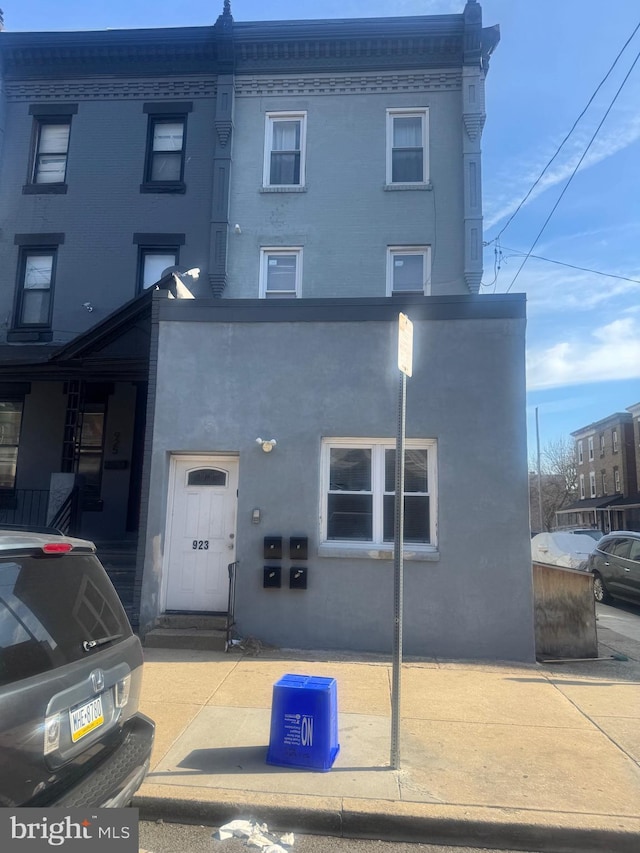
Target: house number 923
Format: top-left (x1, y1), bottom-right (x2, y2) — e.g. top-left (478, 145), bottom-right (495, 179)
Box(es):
top-left (192, 540), bottom-right (209, 550)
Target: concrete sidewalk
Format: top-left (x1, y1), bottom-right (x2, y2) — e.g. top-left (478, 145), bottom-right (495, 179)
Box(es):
top-left (133, 625), bottom-right (640, 852)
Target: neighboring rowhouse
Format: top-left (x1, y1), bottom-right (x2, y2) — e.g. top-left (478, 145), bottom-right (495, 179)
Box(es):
top-left (0, 2), bottom-right (535, 661)
top-left (557, 409), bottom-right (640, 533)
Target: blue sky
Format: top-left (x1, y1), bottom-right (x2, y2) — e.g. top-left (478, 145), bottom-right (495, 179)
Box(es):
top-left (5, 1), bottom-right (640, 453)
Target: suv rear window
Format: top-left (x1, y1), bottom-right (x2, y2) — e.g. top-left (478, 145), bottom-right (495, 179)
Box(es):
top-left (0, 553), bottom-right (132, 687)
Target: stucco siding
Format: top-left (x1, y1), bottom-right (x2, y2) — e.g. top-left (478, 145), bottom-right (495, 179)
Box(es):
top-left (140, 305), bottom-right (534, 662)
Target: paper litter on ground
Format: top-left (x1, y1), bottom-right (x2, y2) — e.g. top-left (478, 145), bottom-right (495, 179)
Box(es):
top-left (214, 819), bottom-right (293, 851)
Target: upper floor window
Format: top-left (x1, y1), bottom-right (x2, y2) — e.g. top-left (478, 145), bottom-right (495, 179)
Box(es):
top-left (139, 249), bottom-right (178, 290)
top-left (612, 429), bottom-right (618, 453)
top-left (599, 434), bottom-right (605, 455)
top-left (133, 232), bottom-right (185, 292)
top-left (579, 473), bottom-right (585, 499)
top-left (141, 103), bottom-right (192, 193)
top-left (387, 247), bottom-right (430, 296)
top-left (15, 249), bottom-right (56, 328)
top-left (263, 112), bottom-right (307, 188)
top-left (386, 108), bottom-right (429, 185)
top-left (577, 440), bottom-right (583, 465)
top-left (614, 468), bottom-right (621, 492)
top-left (24, 104), bottom-right (77, 194)
top-left (259, 248), bottom-right (302, 298)
top-left (601, 471), bottom-right (607, 494)
top-left (588, 436), bottom-right (594, 461)
top-left (589, 471), bottom-right (596, 498)
top-left (32, 120), bottom-right (70, 184)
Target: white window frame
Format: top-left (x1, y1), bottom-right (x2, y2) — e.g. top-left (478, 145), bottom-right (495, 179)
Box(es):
top-left (599, 434), bottom-right (605, 455)
top-left (319, 437), bottom-right (437, 553)
top-left (386, 108), bottom-right (429, 185)
top-left (577, 440), bottom-right (583, 465)
top-left (579, 473), bottom-right (585, 500)
top-left (612, 429), bottom-right (618, 453)
top-left (386, 246), bottom-right (431, 296)
top-left (263, 112), bottom-right (307, 188)
top-left (601, 471), bottom-right (607, 494)
top-left (259, 248), bottom-right (302, 298)
top-left (588, 436), bottom-right (594, 461)
top-left (614, 468), bottom-right (621, 492)
top-left (589, 471), bottom-right (596, 498)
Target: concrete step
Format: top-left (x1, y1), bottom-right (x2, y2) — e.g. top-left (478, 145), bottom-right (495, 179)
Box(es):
top-left (143, 627), bottom-right (227, 652)
top-left (156, 614), bottom-right (228, 631)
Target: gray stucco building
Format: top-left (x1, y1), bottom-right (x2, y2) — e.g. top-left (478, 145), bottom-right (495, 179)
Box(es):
top-left (0, 2), bottom-right (535, 661)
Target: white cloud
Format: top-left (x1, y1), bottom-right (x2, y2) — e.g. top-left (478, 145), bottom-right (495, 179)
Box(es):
top-left (527, 317), bottom-right (640, 390)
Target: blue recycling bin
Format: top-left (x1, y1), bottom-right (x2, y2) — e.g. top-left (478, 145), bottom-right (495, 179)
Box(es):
top-left (266, 673), bottom-right (340, 771)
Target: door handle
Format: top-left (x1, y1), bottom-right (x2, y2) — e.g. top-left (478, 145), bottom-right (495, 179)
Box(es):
top-left (624, 568), bottom-right (631, 572)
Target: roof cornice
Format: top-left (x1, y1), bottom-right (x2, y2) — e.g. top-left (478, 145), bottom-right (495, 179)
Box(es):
top-left (0, 2), bottom-right (497, 80)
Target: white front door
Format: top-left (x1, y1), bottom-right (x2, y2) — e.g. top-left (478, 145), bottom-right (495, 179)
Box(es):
top-left (164, 455), bottom-right (238, 612)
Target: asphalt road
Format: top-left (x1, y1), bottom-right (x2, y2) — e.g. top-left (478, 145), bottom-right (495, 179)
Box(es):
top-left (139, 820), bottom-right (542, 853)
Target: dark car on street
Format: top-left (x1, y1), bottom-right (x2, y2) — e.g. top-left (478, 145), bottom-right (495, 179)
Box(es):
top-left (586, 530), bottom-right (640, 605)
top-left (0, 529), bottom-right (154, 807)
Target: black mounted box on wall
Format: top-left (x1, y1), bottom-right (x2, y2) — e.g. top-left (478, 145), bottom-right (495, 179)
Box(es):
top-left (263, 566), bottom-right (281, 588)
top-left (289, 536), bottom-right (308, 560)
top-left (289, 566), bottom-right (308, 590)
top-left (263, 536), bottom-right (282, 559)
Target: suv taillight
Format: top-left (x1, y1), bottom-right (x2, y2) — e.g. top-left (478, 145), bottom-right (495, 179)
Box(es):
top-left (115, 674), bottom-right (131, 709)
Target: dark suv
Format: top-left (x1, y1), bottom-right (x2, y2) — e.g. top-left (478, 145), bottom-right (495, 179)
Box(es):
top-left (0, 529), bottom-right (154, 807)
top-left (586, 530), bottom-right (640, 605)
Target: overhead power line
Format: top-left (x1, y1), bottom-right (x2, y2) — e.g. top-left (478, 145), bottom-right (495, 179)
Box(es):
top-left (505, 45), bottom-right (640, 294)
top-left (488, 17), bottom-right (640, 245)
top-left (500, 246), bottom-right (640, 285)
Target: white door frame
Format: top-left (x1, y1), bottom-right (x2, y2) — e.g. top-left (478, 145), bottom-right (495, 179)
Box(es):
top-left (161, 453), bottom-right (239, 614)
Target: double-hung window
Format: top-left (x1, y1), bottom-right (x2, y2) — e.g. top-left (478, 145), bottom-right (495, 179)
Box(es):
top-left (321, 438), bottom-right (436, 549)
top-left (386, 108), bottom-right (429, 185)
top-left (140, 249), bottom-right (178, 290)
top-left (263, 112), bottom-right (307, 188)
top-left (588, 436), bottom-right (594, 461)
top-left (16, 249), bottom-right (56, 328)
top-left (577, 440), bottom-right (583, 465)
top-left (387, 247), bottom-right (430, 295)
top-left (25, 104), bottom-right (77, 193)
top-left (133, 233), bottom-right (185, 292)
top-left (612, 429), bottom-right (618, 453)
top-left (589, 471), bottom-right (596, 498)
top-left (259, 248), bottom-right (302, 298)
top-left (142, 103), bottom-right (192, 192)
top-left (32, 121), bottom-right (70, 184)
top-left (614, 468), bottom-right (621, 492)
top-left (579, 474), bottom-right (585, 500)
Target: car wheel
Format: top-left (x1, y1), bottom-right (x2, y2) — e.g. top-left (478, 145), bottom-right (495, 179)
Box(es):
top-left (592, 572), bottom-right (611, 604)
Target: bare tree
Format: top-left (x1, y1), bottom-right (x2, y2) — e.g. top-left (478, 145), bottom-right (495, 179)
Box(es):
top-left (529, 436), bottom-right (578, 533)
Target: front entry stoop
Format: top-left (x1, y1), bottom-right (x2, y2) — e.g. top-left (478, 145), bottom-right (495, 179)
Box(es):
top-left (143, 614), bottom-right (228, 652)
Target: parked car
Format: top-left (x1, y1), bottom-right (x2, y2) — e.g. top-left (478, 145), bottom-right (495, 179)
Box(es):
top-left (586, 530), bottom-right (640, 605)
top-left (531, 531), bottom-right (598, 569)
top-left (561, 528), bottom-right (603, 542)
top-left (0, 529), bottom-right (154, 807)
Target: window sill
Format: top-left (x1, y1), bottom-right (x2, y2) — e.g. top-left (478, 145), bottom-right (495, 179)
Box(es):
top-left (140, 182), bottom-right (186, 194)
top-left (318, 543), bottom-right (439, 562)
top-left (260, 186), bottom-right (307, 193)
top-left (384, 182), bottom-right (432, 191)
top-left (23, 183), bottom-right (68, 195)
top-left (7, 329), bottom-right (52, 343)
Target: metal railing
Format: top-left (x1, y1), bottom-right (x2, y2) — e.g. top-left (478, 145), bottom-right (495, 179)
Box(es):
top-left (0, 489), bottom-right (50, 529)
top-left (49, 486), bottom-right (82, 536)
top-left (226, 560), bottom-right (238, 651)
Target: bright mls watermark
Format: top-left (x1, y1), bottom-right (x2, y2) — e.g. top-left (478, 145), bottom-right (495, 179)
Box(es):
top-left (0, 809), bottom-right (138, 852)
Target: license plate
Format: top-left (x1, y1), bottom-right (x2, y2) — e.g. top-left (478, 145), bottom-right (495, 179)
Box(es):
top-left (69, 696), bottom-right (104, 742)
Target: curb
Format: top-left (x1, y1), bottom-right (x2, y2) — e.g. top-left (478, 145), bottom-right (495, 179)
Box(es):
top-left (133, 788), bottom-right (640, 853)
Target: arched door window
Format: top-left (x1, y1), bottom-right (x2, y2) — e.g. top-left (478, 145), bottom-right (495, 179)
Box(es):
top-left (187, 468), bottom-right (227, 487)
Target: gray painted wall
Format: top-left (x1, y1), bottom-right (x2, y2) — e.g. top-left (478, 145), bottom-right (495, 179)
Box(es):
top-left (18, 381), bottom-right (66, 490)
top-left (227, 75), bottom-right (465, 299)
top-left (140, 305), bottom-right (535, 662)
top-left (0, 84), bottom-right (217, 342)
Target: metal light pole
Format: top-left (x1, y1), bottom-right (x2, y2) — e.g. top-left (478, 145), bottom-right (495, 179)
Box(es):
top-left (536, 406), bottom-right (543, 531)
